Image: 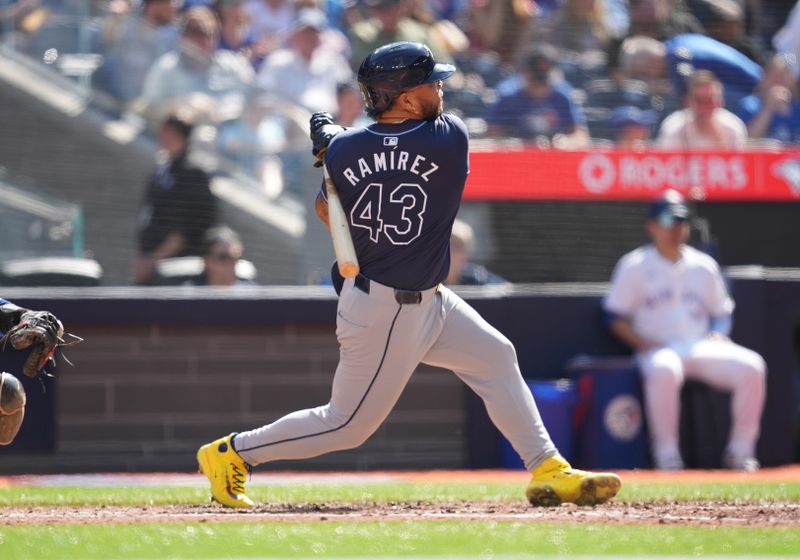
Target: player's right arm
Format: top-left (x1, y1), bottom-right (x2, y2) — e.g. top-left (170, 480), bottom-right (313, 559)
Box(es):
top-left (604, 253), bottom-right (659, 352)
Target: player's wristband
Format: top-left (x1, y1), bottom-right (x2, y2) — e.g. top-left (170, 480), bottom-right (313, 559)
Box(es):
top-left (602, 309), bottom-right (622, 328)
top-left (709, 314), bottom-right (732, 336)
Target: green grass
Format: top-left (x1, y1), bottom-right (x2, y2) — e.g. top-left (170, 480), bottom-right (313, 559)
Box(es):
top-left (1, 481), bottom-right (799, 506)
top-left (1, 522), bottom-right (799, 559)
top-left (1, 481), bottom-right (799, 559)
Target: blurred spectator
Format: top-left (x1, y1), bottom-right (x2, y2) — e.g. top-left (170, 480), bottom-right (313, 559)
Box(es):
top-left (664, 33), bottom-right (762, 106)
top-left (445, 219), bottom-right (507, 286)
top-left (256, 7), bottom-right (352, 114)
top-left (581, 37), bottom-right (670, 139)
top-left (186, 226), bottom-right (257, 285)
top-left (691, 0), bottom-right (766, 65)
top-left (485, 43), bottom-right (590, 148)
top-left (617, 33), bottom-right (762, 109)
top-left (215, 0), bottom-right (273, 69)
top-left (736, 53), bottom-right (800, 144)
top-left (134, 115), bottom-right (218, 285)
top-left (335, 81), bottom-right (369, 127)
top-left (349, 0), bottom-right (451, 70)
top-left (617, 35), bottom-right (672, 98)
top-left (216, 95), bottom-right (287, 193)
top-left (773, 0), bottom-right (800, 80)
top-left (657, 69), bottom-right (747, 148)
top-left (95, 0), bottom-right (180, 106)
top-left (467, 0), bottom-right (537, 63)
top-left (243, 0), bottom-right (296, 43)
top-left (0, 1), bottom-right (46, 42)
top-left (628, 0), bottom-right (704, 39)
top-left (611, 105), bottom-right (656, 147)
top-left (543, 0), bottom-right (615, 53)
top-left (139, 6), bottom-right (254, 126)
top-left (760, 0), bottom-right (794, 45)
top-left (604, 190), bottom-right (766, 471)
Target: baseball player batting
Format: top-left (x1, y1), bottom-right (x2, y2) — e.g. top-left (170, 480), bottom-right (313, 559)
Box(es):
top-left (197, 42), bottom-right (621, 508)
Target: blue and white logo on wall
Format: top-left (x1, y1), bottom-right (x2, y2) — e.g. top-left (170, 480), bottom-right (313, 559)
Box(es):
top-left (603, 394), bottom-right (642, 441)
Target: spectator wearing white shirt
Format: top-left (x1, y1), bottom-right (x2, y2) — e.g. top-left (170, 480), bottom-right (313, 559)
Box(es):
top-left (244, 0), bottom-right (296, 43)
top-left (140, 6), bottom-right (254, 126)
top-left (773, 0), bottom-right (800, 79)
top-left (256, 8), bottom-right (352, 114)
top-left (657, 70), bottom-right (747, 149)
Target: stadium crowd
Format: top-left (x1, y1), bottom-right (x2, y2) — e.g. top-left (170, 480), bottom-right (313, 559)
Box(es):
top-left (1, 0), bottom-right (799, 198)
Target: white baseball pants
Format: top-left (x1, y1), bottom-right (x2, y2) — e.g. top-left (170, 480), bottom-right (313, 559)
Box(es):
top-left (234, 278), bottom-right (557, 471)
top-left (637, 339), bottom-right (766, 465)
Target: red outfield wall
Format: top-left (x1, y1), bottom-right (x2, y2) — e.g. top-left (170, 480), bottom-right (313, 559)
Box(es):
top-left (465, 148), bottom-right (800, 201)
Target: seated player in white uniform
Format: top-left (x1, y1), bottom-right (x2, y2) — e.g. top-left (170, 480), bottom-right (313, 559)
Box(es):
top-left (603, 190), bottom-right (766, 471)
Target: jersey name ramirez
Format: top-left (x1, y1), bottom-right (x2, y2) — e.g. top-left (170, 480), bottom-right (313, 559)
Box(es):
top-left (323, 114), bottom-right (470, 291)
top-left (342, 150), bottom-right (440, 186)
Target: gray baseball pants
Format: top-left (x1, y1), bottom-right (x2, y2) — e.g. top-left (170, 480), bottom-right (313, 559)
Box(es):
top-left (235, 277), bottom-right (557, 471)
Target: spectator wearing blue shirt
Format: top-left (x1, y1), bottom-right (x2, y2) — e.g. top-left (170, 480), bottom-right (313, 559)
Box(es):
top-left (485, 43), bottom-right (590, 149)
top-left (736, 53), bottom-right (800, 145)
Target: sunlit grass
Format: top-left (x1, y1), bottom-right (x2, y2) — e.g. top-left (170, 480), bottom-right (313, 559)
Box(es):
top-left (1, 481), bottom-right (799, 506)
top-left (1, 522), bottom-right (798, 559)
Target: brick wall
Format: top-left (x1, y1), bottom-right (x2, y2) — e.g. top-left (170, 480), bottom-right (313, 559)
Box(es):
top-left (1, 321), bottom-right (466, 473)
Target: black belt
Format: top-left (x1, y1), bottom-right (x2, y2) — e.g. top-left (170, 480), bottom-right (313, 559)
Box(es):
top-left (354, 274), bottom-right (423, 305)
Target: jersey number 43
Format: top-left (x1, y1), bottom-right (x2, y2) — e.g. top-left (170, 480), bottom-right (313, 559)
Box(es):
top-left (350, 182), bottom-right (427, 246)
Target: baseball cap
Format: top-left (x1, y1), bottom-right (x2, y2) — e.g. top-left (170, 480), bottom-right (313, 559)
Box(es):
top-left (291, 7), bottom-right (328, 32)
top-left (522, 43), bottom-right (558, 82)
top-left (610, 105), bottom-right (656, 131)
top-left (648, 190), bottom-right (689, 227)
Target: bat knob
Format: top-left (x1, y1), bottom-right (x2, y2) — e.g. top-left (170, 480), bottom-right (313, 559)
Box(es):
top-left (339, 262), bottom-right (359, 279)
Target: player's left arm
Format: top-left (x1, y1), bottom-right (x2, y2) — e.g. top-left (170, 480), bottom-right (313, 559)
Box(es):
top-left (705, 259), bottom-right (735, 341)
top-left (315, 191), bottom-right (330, 229)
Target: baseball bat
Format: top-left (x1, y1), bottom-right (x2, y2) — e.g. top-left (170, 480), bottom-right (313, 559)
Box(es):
top-left (322, 160), bottom-right (360, 278)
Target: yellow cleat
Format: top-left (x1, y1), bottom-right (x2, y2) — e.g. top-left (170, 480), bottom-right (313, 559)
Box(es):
top-left (525, 455), bottom-right (621, 507)
top-left (197, 433), bottom-right (255, 508)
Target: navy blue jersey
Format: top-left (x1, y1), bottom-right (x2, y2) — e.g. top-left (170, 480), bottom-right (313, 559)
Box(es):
top-left (322, 114), bottom-right (469, 291)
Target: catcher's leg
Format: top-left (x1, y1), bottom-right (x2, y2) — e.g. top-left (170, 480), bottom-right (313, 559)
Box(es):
top-left (0, 372), bottom-right (26, 445)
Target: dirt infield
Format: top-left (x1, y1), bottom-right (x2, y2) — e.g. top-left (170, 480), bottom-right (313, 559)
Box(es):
top-left (2, 501), bottom-right (799, 527)
top-left (2, 467), bottom-right (799, 527)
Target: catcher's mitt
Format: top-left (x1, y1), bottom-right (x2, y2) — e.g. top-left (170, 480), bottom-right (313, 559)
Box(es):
top-left (1, 310), bottom-right (68, 378)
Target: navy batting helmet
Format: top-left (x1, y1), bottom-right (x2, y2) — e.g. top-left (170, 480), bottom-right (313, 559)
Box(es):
top-left (357, 42), bottom-right (456, 115)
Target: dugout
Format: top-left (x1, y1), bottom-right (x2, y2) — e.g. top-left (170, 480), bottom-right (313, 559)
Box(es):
top-left (0, 268), bottom-right (796, 473)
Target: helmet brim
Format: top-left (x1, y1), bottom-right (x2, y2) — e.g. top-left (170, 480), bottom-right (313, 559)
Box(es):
top-left (424, 62), bottom-right (456, 83)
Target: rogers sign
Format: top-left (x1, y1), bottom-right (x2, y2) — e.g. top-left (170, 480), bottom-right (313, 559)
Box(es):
top-left (464, 148), bottom-right (800, 200)
top-left (578, 153), bottom-right (748, 194)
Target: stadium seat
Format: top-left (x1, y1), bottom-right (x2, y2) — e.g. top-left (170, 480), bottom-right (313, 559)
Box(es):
top-left (154, 256), bottom-right (257, 285)
top-left (0, 257), bottom-right (103, 287)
